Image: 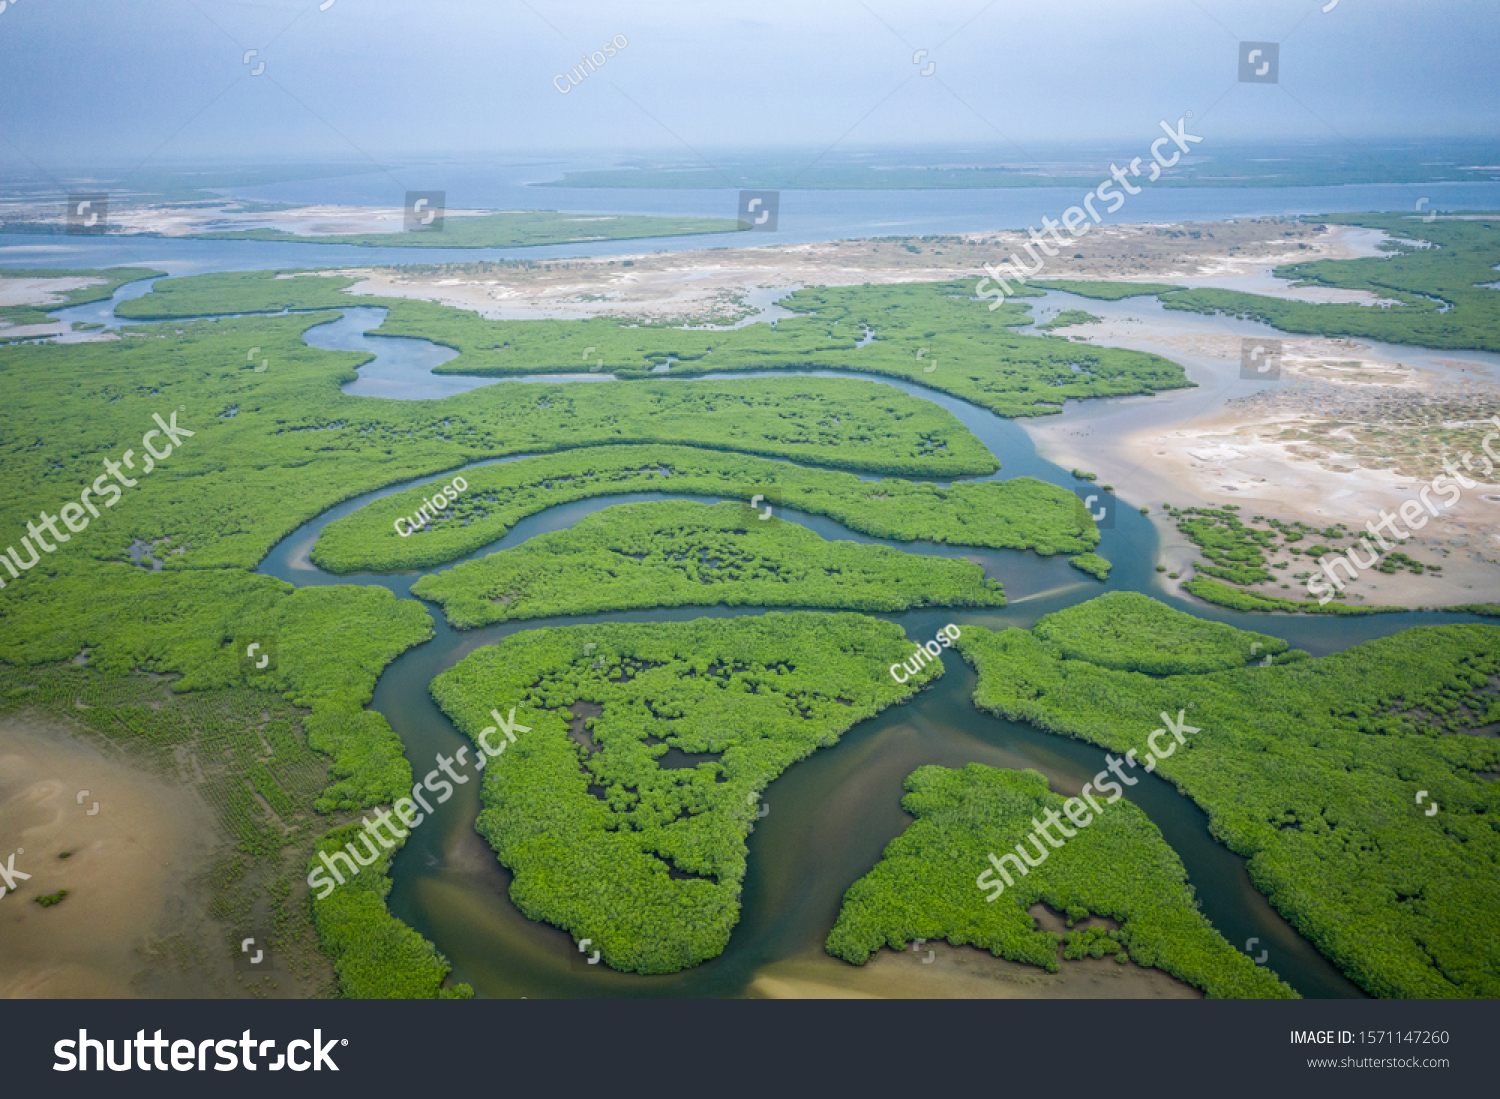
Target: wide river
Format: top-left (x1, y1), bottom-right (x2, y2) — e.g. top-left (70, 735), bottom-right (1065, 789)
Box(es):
top-left (21, 195), bottom-right (1496, 998)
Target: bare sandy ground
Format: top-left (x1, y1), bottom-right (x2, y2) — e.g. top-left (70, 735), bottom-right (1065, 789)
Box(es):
top-left (340, 217), bottom-right (1348, 324)
top-left (751, 906), bottom-right (1202, 1000)
top-left (751, 948), bottom-right (1200, 999)
top-left (0, 274), bottom-right (111, 341)
top-left (0, 717), bottom-right (228, 998)
top-left (0, 198), bottom-right (505, 239)
top-left (1021, 309), bottom-right (1500, 607)
top-left (0, 275), bottom-right (105, 307)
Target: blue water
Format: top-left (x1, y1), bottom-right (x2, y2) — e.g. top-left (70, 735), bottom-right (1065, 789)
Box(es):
top-left (5, 178), bottom-right (1500, 274)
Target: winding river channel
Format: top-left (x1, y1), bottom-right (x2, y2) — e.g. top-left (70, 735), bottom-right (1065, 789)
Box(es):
top-left (65, 289), bottom-right (1494, 999)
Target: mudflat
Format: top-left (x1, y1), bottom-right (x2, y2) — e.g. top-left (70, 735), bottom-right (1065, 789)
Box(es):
top-left (0, 716), bottom-right (226, 998)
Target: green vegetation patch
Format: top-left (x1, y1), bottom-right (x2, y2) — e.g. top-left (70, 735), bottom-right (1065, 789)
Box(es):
top-left (1183, 577), bottom-right (1402, 617)
top-left (0, 312), bottom-right (994, 575)
top-left (1033, 592), bottom-right (1287, 674)
top-left (1067, 553), bottom-right (1111, 581)
top-left (411, 500), bottom-right (1005, 628)
top-left (956, 599), bottom-right (1500, 998)
top-left (1029, 280), bottom-right (1184, 300)
top-left (1447, 604), bottom-right (1500, 618)
top-left (1165, 506), bottom-right (1404, 615)
top-left (430, 613), bottom-right (943, 974)
top-left (825, 764), bottom-right (1295, 998)
top-left (313, 444), bottom-right (1096, 573)
top-left (1036, 309), bottom-right (1102, 331)
top-left (310, 824), bottom-right (472, 999)
top-left (126, 271), bottom-right (1190, 419)
top-left (115, 271), bottom-right (364, 319)
top-left (374, 279), bottom-right (1193, 419)
top-left (1063, 215), bottom-right (1500, 353)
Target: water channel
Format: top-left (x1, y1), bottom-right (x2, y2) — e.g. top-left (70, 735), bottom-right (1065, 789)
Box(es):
top-left (45, 276), bottom-right (1495, 998)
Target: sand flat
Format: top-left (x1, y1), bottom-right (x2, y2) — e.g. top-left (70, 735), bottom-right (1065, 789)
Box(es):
top-left (0, 717), bottom-right (227, 998)
top-left (750, 940), bottom-right (1203, 999)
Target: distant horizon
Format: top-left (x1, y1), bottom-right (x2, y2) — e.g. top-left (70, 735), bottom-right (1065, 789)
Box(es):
top-left (4, 137), bottom-right (1500, 194)
top-left (4, 0), bottom-right (1496, 173)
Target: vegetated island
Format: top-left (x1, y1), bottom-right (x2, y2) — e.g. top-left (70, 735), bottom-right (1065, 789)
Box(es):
top-left (113, 271), bottom-right (1195, 420)
top-left (376, 279), bottom-right (1194, 418)
top-left (1036, 309), bottom-right (1103, 332)
top-left (410, 500), bottom-right (1006, 628)
top-left (1167, 504), bottom-right (1406, 615)
top-left (312, 444), bottom-right (1097, 573)
top-left (954, 592), bottom-right (1500, 998)
top-left (1033, 214), bottom-right (1500, 353)
top-left (429, 613), bottom-right (946, 974)
top-left (825, 763), bottom-right (1296, 998)
top-left (1067, 553), bottom-right (1111, 581)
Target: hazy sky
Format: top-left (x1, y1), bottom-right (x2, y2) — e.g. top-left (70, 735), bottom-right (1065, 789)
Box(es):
top-left (2, 0), bottom-right (1497, 177)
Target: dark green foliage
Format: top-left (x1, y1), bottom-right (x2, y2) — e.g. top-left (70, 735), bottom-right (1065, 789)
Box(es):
top-left (116, 271), bottom-right (365, 319)
top-left (105, 271), bottom-right (1191, 419)
top-left (0, 313), bottom-right (993, 576)
top-left (1036, 309), bottom-right (1102, 331)
top-left (412, 500), bottom-right (1005, 628)
top-left (956, 600), bottom-right (1500, 998)
top-left (315, 443), bottom-right (1095, 572)
top-left (0, 566), bottom-right (430, 723)
top-left (308, 826), bottom-right (471, 999)
top-left (1032, 592), bottom-right (1287, 674)
top-left (1067, 553), bottom-right (1111, 581)
top-left (1184, 577), bottom-right (1401, 616)
top-left (825, 765), bottom-right (1295, 998)
top-left (1030, 215), bottom-right (1500, 352)
top-left (1173, 506), bottom-right (1281, 585)
top-left (1163, 506), bottom-right (1401, 615)
top-left (1376, 551), bottom-right (1428, 575)
top-left (430, 613), bottom-right (942, 974)
top-left (369, 279), bottom-right (1192, 419)
top-left (1163, 215), bottom-right (1500, 352)
top-left (1030, 280), bottom-right (1184, 300)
